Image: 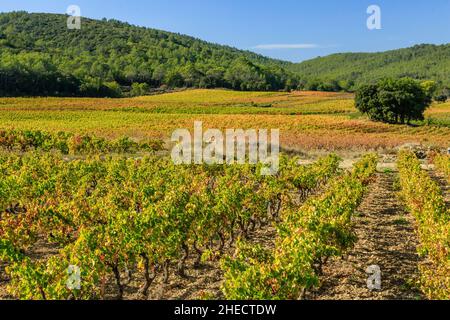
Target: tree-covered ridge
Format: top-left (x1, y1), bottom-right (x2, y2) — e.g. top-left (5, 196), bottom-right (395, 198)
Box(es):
top-left (0, 11), bottom-right (298, 96)
top-left (1, 12), bottom-right (449, 97)
top-left (289, 44), bottom-right (450, 91)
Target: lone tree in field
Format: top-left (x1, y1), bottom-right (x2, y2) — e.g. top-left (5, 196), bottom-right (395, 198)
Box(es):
top-left (355, 78), bottom-right (433, 124)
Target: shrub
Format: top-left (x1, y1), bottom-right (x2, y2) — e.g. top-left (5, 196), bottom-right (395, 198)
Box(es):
top-left (355, 78), bottom-right (432, 124)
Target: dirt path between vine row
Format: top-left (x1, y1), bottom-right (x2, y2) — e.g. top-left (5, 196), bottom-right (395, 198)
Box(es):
top-left (312, 173), bottom-right (424, 300)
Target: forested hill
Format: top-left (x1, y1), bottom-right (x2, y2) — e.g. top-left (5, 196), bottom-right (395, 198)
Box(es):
top-left (0, 11), bottom-right (298, 97)
top-left (0, 12), bottom-right (448, 97)
top-left (288, 44), bottom-right (450, 91)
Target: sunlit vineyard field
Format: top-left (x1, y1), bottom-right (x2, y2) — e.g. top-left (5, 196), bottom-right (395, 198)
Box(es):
top-left (0, 89), bottom-right (449, 151)
top-left (0, 90), bottom-right (449, 301)
top-left (0, 148), bottom-right (379, 300)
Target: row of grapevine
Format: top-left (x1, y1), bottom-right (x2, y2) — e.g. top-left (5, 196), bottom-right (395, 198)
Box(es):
top-left (221, 154), bottom-right (378, 300)
top-left (397, 150), bottom-right (449, 300)
top-left (0, 152), bottom-right (341, 299)
top-left (433, 153), bottom-right (450, 182)
top-left (0, 130), bottom-right (164, 154)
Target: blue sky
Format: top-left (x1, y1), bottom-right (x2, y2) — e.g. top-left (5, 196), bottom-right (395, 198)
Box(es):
top-left (1, 0), bottom-right (449, 62)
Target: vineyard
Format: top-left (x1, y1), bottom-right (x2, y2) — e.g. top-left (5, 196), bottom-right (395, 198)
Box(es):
top-left (0, 90), bottom-right (449, 151)
top-left (0, 130), bottom-right (164, 155)
top-left (0, 3), bottom-right (449, 306)
top-left (0, 90), bottom-right (449, 301)
top-left (1, 130), bottom-right (448, 300)
top-left (0, 134), bottom-right (372, 300)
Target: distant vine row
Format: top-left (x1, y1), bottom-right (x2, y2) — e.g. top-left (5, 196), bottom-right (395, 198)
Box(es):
top-left (0, 130), bottom-right (164, 154)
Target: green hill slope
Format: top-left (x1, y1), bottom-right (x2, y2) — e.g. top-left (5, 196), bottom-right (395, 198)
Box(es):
top-left (288, 44), bottom-right (450, 91)
top-left (0, 11), bottom-right (297, 96)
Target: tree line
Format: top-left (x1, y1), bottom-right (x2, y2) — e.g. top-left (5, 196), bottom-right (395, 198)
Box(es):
top-left (288, 44), bottom-right (450, 94)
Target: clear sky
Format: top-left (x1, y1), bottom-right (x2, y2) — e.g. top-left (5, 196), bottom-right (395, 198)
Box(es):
top-left (1, 0), bottom-right (449, 62)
